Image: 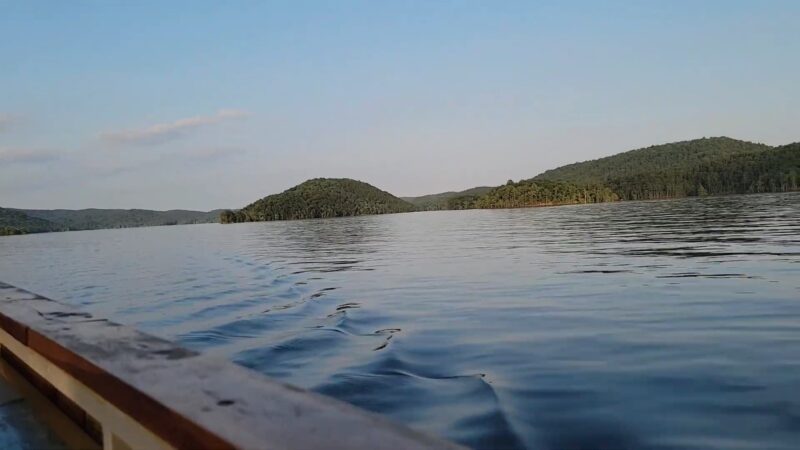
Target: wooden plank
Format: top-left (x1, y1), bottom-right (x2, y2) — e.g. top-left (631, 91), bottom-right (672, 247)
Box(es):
top-left (0, 358), bottom-right (101, 450)
top-left (0, 327), bottom-right (171, 450)
top-left (27, 328), bottom-right (236, 450)
top-left (0, 282), bottom-right (463, 450)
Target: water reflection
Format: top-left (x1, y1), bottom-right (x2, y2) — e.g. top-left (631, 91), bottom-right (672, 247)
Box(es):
top-left (0, 193), bottom-right (799, 450)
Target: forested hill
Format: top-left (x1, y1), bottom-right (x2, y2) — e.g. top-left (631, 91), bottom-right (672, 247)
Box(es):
top-left (222, 178), bottom-right (416, 223)
top-left (402, 186), bottom-right (493, 211)
top-left (0, 208), bottom-right (63, 235)
top-left (534, 137), bottom-right (798, 200)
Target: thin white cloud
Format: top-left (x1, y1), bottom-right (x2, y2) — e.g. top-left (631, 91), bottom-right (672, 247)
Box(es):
top-left (186, 146), bottom-right (247, 161)
top-left (81, 146), bottom-right (247, 178)
top-left (0, 147), bottom-right (60, 165)
top-left (100, 109), bottom-right (248, 146)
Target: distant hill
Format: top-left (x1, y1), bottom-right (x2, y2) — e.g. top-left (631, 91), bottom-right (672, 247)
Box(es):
top-left (0, 208), bottom-right (63, 235)
top-left (222, 178), bottom-right (416, 223)
top-left (402, 186), bottom-right (493, 210)
top-left (22, 208), bottom-right (222, 230)
top-left (534, 137), bottom-right (798, 200)
top-left (0, 208), bottom-right (221, 235)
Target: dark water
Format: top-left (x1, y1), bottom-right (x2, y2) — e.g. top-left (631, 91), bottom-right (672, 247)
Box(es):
top-left (1, 193), bottom-right (799, 450)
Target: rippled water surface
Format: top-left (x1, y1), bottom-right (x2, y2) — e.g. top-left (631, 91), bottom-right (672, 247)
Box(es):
top-left (2, 193), bottom-right (800, 450)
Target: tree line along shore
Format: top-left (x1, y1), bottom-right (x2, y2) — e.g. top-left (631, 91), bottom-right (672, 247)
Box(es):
top-left (220, 137), bottom-right (799, 223)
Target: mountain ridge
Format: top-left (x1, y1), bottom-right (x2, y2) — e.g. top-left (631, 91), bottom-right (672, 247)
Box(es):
top-left (533, 137), bottom-right (797, 200)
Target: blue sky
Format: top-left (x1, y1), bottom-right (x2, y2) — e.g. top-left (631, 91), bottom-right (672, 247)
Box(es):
top-left (1, 1), bottom-right (798, 210)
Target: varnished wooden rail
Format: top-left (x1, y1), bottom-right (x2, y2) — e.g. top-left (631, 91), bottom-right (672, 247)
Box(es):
top-left (0, 282), bottom-right (463, 450)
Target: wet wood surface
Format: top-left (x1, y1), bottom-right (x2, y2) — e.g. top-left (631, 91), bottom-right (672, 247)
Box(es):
top-left (0, 282), bottom-right (463, 450)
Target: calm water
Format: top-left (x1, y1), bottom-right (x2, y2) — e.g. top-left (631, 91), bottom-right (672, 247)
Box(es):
top-left (2, 193), bottom-right (799, 450)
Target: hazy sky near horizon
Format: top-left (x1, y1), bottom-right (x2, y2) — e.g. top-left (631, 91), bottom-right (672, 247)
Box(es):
top-left (2, 1), bottom-right (799, 210)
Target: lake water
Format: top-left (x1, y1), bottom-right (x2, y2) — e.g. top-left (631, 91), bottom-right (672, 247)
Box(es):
top-left (1, 193), bottom-right (799, 450)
